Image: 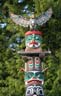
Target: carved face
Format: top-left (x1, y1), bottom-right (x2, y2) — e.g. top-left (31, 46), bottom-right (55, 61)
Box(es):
top-left (25, 57), bottom-right (41, 71)
top-left (26, 85), bottom-right (44, 96)
top-left (25, 71), bottom-right (44, 85)
top-left (25, 34), bottom-right (42, 48)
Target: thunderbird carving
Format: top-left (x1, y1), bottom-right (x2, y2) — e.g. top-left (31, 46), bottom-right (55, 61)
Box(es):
top-left (10, 8), bottom-right (52, 29)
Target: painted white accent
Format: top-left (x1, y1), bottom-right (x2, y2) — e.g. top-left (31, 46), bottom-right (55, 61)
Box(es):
top-left (10, 8), bottom-right (52, 28)
top-left (26, 42), bottom-right (40, 48)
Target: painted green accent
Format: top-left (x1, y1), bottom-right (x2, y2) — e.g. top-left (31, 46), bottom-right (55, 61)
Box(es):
top-left (29, 64), bottom-right (33, 66)
top-left (25, 34), bottom-right (42, 48)
top-left (29, 64), bottom-right (33, 68)
top-left (26, 34), bottom-right (42, 42)
top-left (35, 64), bottom-right (40, 66)
top-left (25, 72), bottom-right (44, 81)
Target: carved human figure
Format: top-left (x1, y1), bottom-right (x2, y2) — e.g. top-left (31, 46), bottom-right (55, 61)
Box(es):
top-left (25, 30), bottom-right (42, 51)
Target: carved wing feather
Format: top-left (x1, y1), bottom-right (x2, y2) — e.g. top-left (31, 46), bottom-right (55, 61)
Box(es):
top-left (10, 8), bottom-right (53, 28)
top-left (10, 13), bottom-right (30, 27)
top-left (35, 8), bottom-right (53, 25)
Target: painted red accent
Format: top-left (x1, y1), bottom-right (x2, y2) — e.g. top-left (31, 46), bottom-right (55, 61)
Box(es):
top-left (27, 79), bottom-right (44, 86)
top-left (27, 81), bottom-right (42, 86)
top-left (28, 61), bottom-right (33, 64)
top-left (35, 61), bottom-right (40, 63)
top-left (27, 80), bottom-right (42, 84)
top-left (25, 30), bottom-right (43, 36)
top-left (30, 41), bottom-right (38, 45)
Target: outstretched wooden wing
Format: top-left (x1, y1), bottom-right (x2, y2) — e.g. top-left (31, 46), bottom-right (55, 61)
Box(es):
top-left (10, 8), bottom-right (53, 28)
top-left (35, 8), bottom-right (53, 25)
top-left (10, 13), bottom-right (30, 27)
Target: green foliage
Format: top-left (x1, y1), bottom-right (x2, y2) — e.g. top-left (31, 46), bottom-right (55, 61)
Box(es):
top-left (0, 0), bottom-right (61, 96)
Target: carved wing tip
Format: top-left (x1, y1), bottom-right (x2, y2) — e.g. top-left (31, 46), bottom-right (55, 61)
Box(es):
top-left (35, 7), bottom-right (53, 26)
top-left (10, 12), bottom-right (30, 27)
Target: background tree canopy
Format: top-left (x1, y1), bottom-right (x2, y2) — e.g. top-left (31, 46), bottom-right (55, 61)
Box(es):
top-left (0, 0), bottom-right (61, 96)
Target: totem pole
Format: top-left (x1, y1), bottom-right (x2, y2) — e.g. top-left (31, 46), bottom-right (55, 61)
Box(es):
top-left (10, 8), bottom-right (52, 96)
top-left (24, 30), bottom-right (44, 96)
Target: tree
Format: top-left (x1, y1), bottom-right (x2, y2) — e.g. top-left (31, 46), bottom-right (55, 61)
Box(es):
top-left (0, 0), bottom-right (61, 96)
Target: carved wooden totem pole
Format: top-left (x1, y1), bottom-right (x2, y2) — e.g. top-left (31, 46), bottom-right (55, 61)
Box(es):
top-left (10, 8), bottom-right (52, 96)
top-left (25, 30), bottom-right (44, 96)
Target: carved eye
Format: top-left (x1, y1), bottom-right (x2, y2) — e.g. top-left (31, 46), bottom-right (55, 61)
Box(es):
top-left (28, 74), bottom-right (32, 78)
top-left (27, 35), bottom-right (32, 40)
top-left (35, 36), bottom-right (39, 40)
top-left (36, 57), bottom-right (39, 60)
top-left (27, 72), bottom-right (34, 79)
top-left (37, 74), bottom-right (41, 78)
top-left (28, 57), bottom-right (32, 60)
top-left (35, 57), bottom-right (40, 61)
top-left (35, 72), bottom-right (41, 78)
